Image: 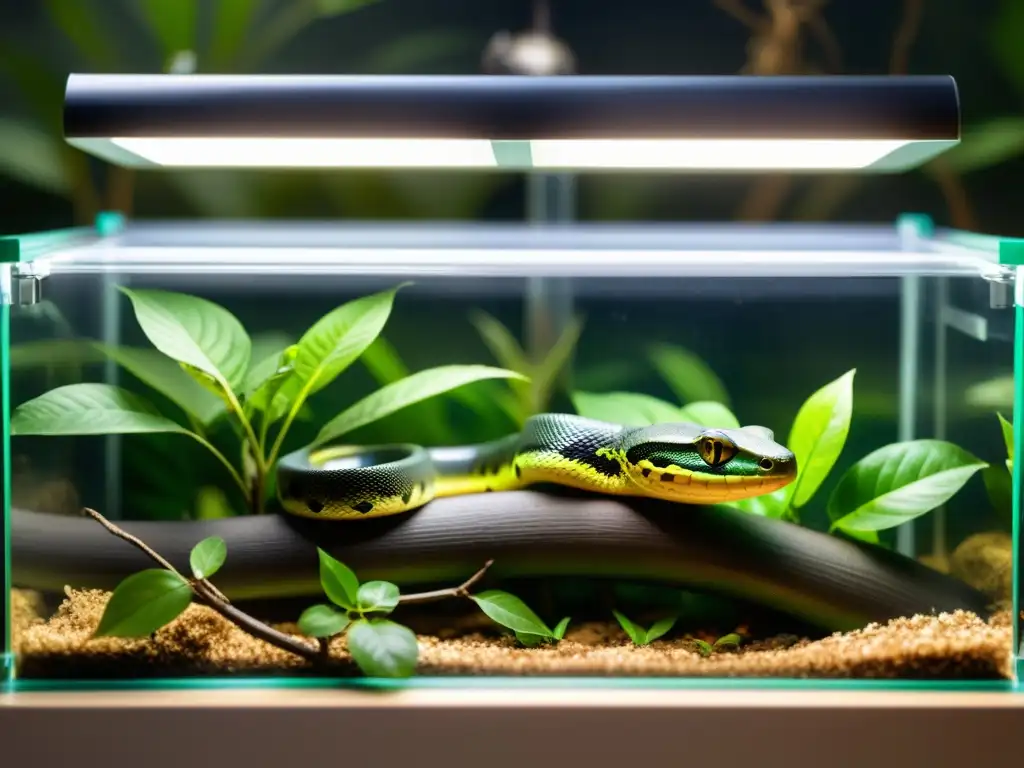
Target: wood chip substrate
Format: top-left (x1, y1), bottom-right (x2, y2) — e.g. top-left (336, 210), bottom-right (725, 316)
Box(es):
top-left (10, 587), bottom-right (1013, 680)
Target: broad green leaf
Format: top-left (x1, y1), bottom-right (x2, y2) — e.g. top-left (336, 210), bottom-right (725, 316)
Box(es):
top-left (189, 536), bottom-right (227, 579)
top-left (677, 401), bottom-right (741, 429)
top-left (0, 118), bottom-right (70, 194)
top-left (645, 616), bottom-right (677, 643)
top-left (649, 343), bottom-right (729, 406)
top-left (935, 118), bottom-right (1024, 175)
top-left (786, 369), bottom-right (855, 509)
top-left (209, 0), bottom-right (259, 67)
top-left (94, 569), bottom-right (192, 638)
top-left (318, 548), bottom-right (359, 610)
top-left (346, 619), bottom-right (419, 678)
top-left (982, 465), bottom-right (1013, 522)
top-left (611, 610), bottom-right (647, 645)
top-left (134, 0), bottom-right (198, 61)
top-left (246, 345), bottom-right (298, 419)
top-left (726, 488), bottom-right (788, 518)
top-left (828, 440), bottom-right (987, 533)
top-left (470, 590), bottom-right (552, 636)
top-left (11, 383), bottom-right (189, 436)
top-left (514, 631), bottom-right (549, 647)
top-left (10, 338), bottom-right (104, 369)
top-left (361, 335), bottom-right (411, 385)
top-left (43, 0), bottom-right (120, 70)
top-left (315, 365), bottom-right (526, 446)
top-left (99, 344), bottom-right (226, 425)
top-left (470, 310), bottom-right (530, 374)
top-left (572, 390), bottom-right (681, 426)
top-left (693, 639), bottom-right (713, 656)
top-left (356, 581), bottom-right (400, 614)
top-left (315, 0), bottom-right (382, 16)
top-left (714, 633), bottom-right (742, 648)
top-left (298, 604), bottom-right (351, 638)
top-left (292, 285), bottom-right (406, 399)
top-left (841, 528), bottom-right (880, 545)
top-left (119, 287), bottom-right (251, 395)
top-left (552, 617), bottom-right (571, 640)
top-left (998, 412), bottom-right (1014, 460)
top-left (195, 485), bottom-right (236, 520)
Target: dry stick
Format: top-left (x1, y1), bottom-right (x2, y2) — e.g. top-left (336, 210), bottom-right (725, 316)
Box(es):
top-left (83, 508), bottom-right (322, 663)
top-left (82, 508), bottom-right (497, 662)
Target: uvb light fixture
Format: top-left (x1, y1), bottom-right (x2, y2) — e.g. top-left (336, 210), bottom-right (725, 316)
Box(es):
top-left (63, 74), bottom-right (961, 172)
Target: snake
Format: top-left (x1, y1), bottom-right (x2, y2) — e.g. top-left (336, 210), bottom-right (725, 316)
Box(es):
top-left (10, 414), bottom-right (992, 635)
top-left (275, 414), bottom-right (798, 520)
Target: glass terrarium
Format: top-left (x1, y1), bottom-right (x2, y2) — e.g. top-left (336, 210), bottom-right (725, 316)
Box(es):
top-left (4, 72), bottom-right (1022, 692)
top-left (1, 212), bottom-right (1020, 689)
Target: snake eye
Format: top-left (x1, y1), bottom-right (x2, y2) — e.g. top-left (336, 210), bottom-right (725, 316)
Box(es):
top-left (759, 458), bottom-right (774, 471)
top-left (698, 432), bottom-right (737, 468)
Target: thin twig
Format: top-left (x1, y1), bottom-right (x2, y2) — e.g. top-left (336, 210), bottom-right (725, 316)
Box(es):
top-left (890, 0), bottom-right (924, 75)
top-left (398, 559), bottom-right (495, 605)
top-left (83, 508), bottom-right (184, 579)
top-left (84, 507), bottom-right (321, 663)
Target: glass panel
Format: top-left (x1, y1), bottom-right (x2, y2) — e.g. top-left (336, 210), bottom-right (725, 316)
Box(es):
top-left (3, 220), bottom-right (1017, 689)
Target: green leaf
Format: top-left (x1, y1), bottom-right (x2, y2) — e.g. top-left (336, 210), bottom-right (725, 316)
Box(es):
top-left (98, 344), bottom-right (226, 425)
top-left (552, 617), bottom-right (571, 641)
top-left (612, 610), bottom-right (648, 645)
top-left (346, 619), bottom-right (419, 678)
top-left (315, 365), bottom-right (527, 446)
top-left (189, 536), bottom-right (227, 579)
top-left (649, 343), bottom-right (729, 406)
top-left (693, 639), bottom-right (713, 657)
top-left (11, 383), bottom-right (190, 436)
top-left (361, 335), bottom-right (411, 385)
top-left (298, 604), bottom-right (351, 638)
top-left (726, 488), bottom-right (788, 518)
top-left (531, 315), bottom-right (584, 407)
top-left (470, 310), bottom-right (530, 374)
top-left (43, 0), bottom-right (120, 70)
top-left (983, 464), bottom-right (1013, 521)
top-left (318, 548), bottom-right (359, 610)
top-left (291, 285), bottom-right (406, 400)
top-left (356, 581), bottom-right (400, 614)
top-left (714, 633), bottom-right (742, 648)
top-left (195, 485), bottom-right (237, 520)
top-left (470, 590), bottom-right (552, 636)
top-left (314, 0), bottom-right (382, 16)
top-left (828, 440), bottom-right (987, 533)
top-left (514, 631), bottom-right (550, 647)
top-left (119, 287), bottom-right (251, 395)
top-left (998, 412), bottom-right (1014, 460)
top-left (677, 401), bottom-right (741, 429)
top-left (94, 569), bottom-right (192, 638)
top-left (246, 345), bottom-right (298, 417)
top-left (0, 118), bottom-right (70, 194)
top-left (934, 118), bottom-right (1024, 175)
top-left (209, 0), bottom-right (259, 67)
top-left (133, 0), bottom-right (198, 61)
top-left (785, 369), bottom-right (855, 509)
top-left (645, 616), bottom-right (677, 643)
top-left (572, 390), bottom-right (681, 426)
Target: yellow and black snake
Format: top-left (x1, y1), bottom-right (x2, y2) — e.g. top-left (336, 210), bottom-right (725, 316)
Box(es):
top-left (276, 414), bottom-right (798, 520)
top-left (11, 414), bottom-right (990, 634)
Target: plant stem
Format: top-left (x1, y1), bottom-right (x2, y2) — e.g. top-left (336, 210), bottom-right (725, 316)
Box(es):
top-left (266, 378), bottom-right (315, 468)
top-left (186, 433), bottom-right (251, 504)
top-left (84, 507), bottom-right (322, 663)
top-left (225, 389), bottom-right (267, 477)
top-left (397, 559), bottom-right (495, 605)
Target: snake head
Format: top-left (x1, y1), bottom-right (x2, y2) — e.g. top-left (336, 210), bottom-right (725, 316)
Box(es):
top-left (620, 422), bottom-right (797, 504)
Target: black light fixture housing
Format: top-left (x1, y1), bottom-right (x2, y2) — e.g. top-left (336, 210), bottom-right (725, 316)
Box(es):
top-left (63, 74), bottom-right (961, 172)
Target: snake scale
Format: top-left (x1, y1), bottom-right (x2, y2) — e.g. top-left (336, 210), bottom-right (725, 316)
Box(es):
top-left (10, 414), bottom-right (991, 633)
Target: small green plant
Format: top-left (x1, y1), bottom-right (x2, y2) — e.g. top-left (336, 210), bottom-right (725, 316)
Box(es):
top-left (691, 633), bottom-right (742, 658)
top-left (10, 284), bottom-right (525, 517)
top-left (573, 367), bottom-right (989, 543)
top-left (87, 506), bottom-right (563, 678)
top-left (471, 310), bottom-right (584, 426)
top-left (612, 609), bottom-right (678, 646)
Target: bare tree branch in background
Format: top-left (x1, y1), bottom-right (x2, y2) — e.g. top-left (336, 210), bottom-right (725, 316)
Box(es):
top-left (716, 0), bottom-right (842, 221)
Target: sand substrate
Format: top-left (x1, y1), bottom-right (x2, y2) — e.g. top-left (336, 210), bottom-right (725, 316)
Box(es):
top-left (10, 587), bottom-right (1014, 680)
